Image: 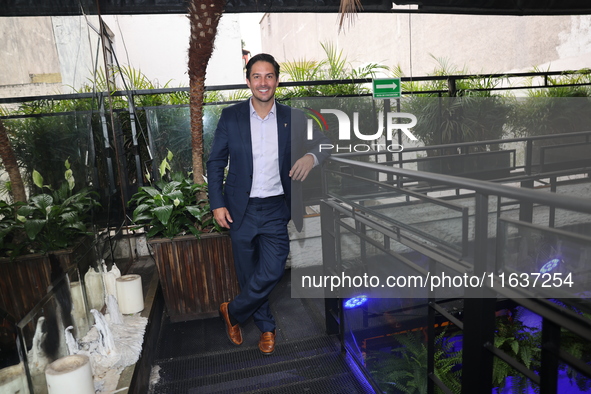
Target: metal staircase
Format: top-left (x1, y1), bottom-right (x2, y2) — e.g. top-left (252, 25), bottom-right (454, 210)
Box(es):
top-left (150, 273), bottom-right (375, 394)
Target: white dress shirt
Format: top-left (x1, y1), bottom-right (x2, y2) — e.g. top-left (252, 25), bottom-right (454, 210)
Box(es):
top-left (249, 99), bottom-right (284, 198)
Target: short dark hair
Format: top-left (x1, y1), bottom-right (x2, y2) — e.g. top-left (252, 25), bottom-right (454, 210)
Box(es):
top-left (245, 53), bottom-right (280, 80)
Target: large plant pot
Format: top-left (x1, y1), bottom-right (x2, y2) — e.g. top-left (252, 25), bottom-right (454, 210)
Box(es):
top-left (148, 233), bottom-right (239, 321)
top-left (0, 237), bottom-right (92, 322)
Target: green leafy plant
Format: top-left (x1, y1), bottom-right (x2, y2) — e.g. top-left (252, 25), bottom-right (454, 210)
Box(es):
top-left (492, 306), bottom-right (591, 394)
top-left (0, 200), bottom-right (17, 254)
top-left (550, 301), bottom-right (591, 392)
top-left (507, 69), bottom-right (591, 139)
top-left (493, 312), bottom-right (542, 393)
top-left (0, 160), bottom-right (100, 257)
top-left (278, 41), bottom-right (387, 99)
top-left (366, 306), bottom-right (591, 394)
top-left (367, 329), bottom-right (462, 394)
top-left (129, 150), bottom-right (219, 239)
top-left (560, 326), bottom-right (591, 391)
top-left (399, 57), bottom-right (511, 151)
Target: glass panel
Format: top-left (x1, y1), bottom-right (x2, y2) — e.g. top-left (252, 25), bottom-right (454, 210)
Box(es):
top-left (336, 223), bottom-right (433, 300)
top-left (16, 264), bottom-right (98, 394)
top-left (0, 311), bottom-right (27, 394)
top-left (497, 218), bottom-right (591, 299)
top-left (0, 237), bottom-right (97, 320)
top-left (346, 297), bottom-right (430, 393)
top-left (326, 165), bottom-right (468, 258)
top-left (559, 326), bottom-right (591, 393)
top-left (292, 96), bottom-right (591, 181)
top-left (3, 113), bottom-right (93, 194)
top-left (145, 104), bottom-right (230, 177)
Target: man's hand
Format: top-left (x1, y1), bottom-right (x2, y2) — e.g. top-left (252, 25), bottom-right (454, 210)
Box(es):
top-left (289, 154), bottom-right (315, 182)
top-left (213, 207), bottom-right (233, 229)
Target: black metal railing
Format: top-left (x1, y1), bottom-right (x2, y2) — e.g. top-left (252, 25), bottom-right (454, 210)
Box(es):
top-left (321, 153), bottom-right (591, 394)
top-left (3, 68), bottom-right (591, 394)
top-left (2, 68), bottom-right (591, 219)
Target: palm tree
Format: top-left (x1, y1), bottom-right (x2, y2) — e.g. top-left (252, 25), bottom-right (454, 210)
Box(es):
top-left (0, 120), bottom-right (27, 203)
top-left (188, 0), bottom-right (225, 183)
top-left (186, 0), bottom-right (358, 184)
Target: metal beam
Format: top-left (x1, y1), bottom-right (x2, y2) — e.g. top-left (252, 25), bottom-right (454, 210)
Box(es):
top-left (3, 0), bottom-right (591, 17)
top-left (0, 0), bottom-right (391, 16)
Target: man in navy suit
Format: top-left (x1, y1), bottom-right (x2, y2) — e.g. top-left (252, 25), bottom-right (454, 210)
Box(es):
top-left (206, 53), bottom-right (330, 355)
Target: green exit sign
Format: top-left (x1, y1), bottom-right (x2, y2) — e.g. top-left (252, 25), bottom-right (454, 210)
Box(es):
top-left (373, 78), bottom-right (401, 99)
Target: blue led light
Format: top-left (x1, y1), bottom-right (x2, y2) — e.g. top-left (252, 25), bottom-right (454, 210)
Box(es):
top-left (540, 258), bottom-right (561, 274)
top-left (344, 295), bottom-right (368, 309)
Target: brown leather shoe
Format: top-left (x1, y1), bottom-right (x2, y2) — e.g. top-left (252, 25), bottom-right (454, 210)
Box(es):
top-left (219, 302), bottom-right (243, 346)
top-left (258, 330), bottom-right (276, 356)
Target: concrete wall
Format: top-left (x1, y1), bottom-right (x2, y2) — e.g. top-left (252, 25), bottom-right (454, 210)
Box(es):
top-left (0, 17), bottom-right (61, 85)
top-left (3, 13), bottom-right (590, 99)
top-left (0, 14), bottom-right (245, 100)
top-left (0, 17), bottom-right (63, 97)
top-left (100, 14), bottom-right (245, 87)
top-left (260, 13), bottom-right (591, 77)
top-left (0, 16), bottom-right (101, 98)
top-left (52, 16), bottom-right (101, 91)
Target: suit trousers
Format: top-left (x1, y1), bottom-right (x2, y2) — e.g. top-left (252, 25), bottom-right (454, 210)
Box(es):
top-left (227, 195), bottom-right (290, 333)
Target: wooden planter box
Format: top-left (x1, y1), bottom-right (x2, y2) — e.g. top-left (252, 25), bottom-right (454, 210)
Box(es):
top-left (0, 237), bottom-right (92, 322)
top-left (148, 233), bottom-right (239, 321)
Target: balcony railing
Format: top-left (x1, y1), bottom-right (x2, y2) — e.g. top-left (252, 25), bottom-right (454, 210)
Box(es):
top-left (319, 150), bottom-right (591, 394)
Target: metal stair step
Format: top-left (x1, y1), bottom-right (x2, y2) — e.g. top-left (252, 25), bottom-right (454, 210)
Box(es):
top-left (152, 335), bottom-right (362, 393)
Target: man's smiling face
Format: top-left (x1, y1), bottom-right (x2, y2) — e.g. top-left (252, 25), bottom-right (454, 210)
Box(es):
top-left (246, 60), bottom-right (279, 105)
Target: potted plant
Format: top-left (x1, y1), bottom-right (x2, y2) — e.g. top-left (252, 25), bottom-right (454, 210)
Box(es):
top-left (129, 151), bottom-right (239, 321)
top-left (0, 160), bottom-right (99, 321)
top-left (507, 75), bottom-right (591, 172)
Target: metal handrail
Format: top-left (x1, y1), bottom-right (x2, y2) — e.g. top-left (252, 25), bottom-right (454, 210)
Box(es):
top-left (323, 157), bottom-right (591, 394)
top-left (328, 156), bottom-right (591, 214)
top-left (2, 68), bottom-right (591, 104)
top-left (334, 129), bottom-right (591, 159)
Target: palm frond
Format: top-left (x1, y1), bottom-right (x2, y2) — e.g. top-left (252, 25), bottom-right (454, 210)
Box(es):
top-left (338, 0), bottom-right (363, 30)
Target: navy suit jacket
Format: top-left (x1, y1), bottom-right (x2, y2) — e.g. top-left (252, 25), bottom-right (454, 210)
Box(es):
top-left (206, 99), bottom-right (331, 232)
